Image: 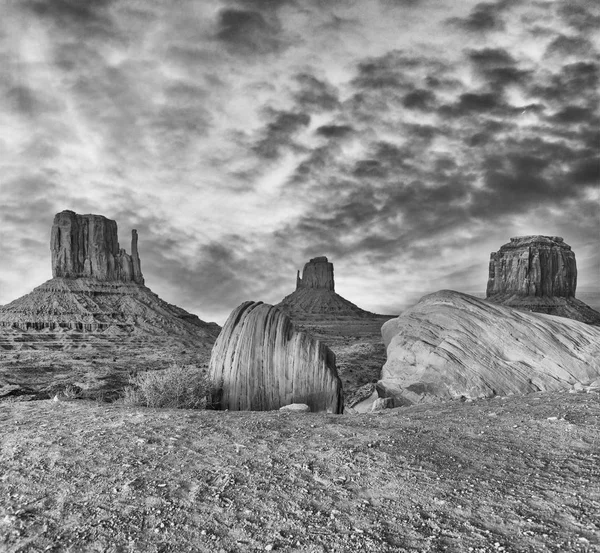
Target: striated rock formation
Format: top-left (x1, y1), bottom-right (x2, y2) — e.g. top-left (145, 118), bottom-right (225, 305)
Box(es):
top-left (51, 210), bottom-right (144, 284)
top-left (378, 290), bottom-right (600, 406)
top-left (0, 210), bottom-right (220, 400)
top-left (486, 236), bottom-right (600, 324)
top-left (296, 256), bottom-right (335, 291)
top-left (487, 236), bottom-right (576, 298)
top-left (209, 301), bottom-right (343, 413)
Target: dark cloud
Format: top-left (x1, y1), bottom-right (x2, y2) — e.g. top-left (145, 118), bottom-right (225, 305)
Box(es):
top-left (215, 8), bottom-right (286, 54)
top-left (23, 0), bottom-right (114, 24)
top-left (402, 89), bottom-right (436, 110)
top-left (252, 110), bottom-right (310, 159)
top-left (351, 51), bottom-right (444, 91)
top-left (551, 105), bottom-right (596, 124)
top-left (441, 91), bottom-right (505, 117)
top-left (545, 35), bottom-right (595, 58)
top-left (558, 2), bottom-right (600, 34)
top-left (448, 2), bottom-right (507, 32)
top-left (468, 48), bottom-right (531, 88)
top-left (531, 61), bottom-right (598, 104)
top-left (293, 74), bottom-right (340, 112)
top-left (5, 86), bottom-right (53, 118)
top-left (315, 124), bottom-right (354, 138)
top-left (223, 0), bottom-right (296, 10)
top-left (568, 156), bottom-right (600, 185)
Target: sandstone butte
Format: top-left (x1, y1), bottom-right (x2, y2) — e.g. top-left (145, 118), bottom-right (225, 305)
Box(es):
top-left (277, 256), bottom-right (394, 405)
top-left (486, 235), bottom-right (600, 325)
top-left (208, 301), bottom-right (344, 414)
top-left (377, 290), bottom-right (600, 407)
top-left (0, 210), bottom-right (219, 345)
top-left (278, 256), bottom-right (375, 318)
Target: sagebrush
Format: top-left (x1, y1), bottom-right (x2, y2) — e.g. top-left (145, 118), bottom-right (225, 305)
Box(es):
top-left (122, 364), bottom-right (211, 409)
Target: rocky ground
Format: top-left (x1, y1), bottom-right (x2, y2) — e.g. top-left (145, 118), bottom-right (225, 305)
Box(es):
top-left (1, 389), bottom-right (598, 553)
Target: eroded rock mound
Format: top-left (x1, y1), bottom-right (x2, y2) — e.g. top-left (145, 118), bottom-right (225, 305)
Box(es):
top-left (0, 210), bottom-right (219, 400)
top-left (378, 290), bottom-right (600, 406)
top-left (51, 210), bottom-right (144, 284)
top-left (486, 235), bottom-right (600, 324)
top-left (209, 301), bottom-right (343, 413)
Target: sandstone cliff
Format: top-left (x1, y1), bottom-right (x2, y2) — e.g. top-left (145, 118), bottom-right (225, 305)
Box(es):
top-left (51, 210), bottom-right (144, 284)
top-left (209, 301), bottom-right (343, 413)
top-left (487, 236), bottom-right (576, 297)
top-left (486, 236), bottom-right (600, 325)
top-left (378, 290), bottom-right (600, 406)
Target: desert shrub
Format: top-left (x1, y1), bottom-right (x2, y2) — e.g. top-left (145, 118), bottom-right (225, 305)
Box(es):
top-left (122, 364), bottom-right (211, 409)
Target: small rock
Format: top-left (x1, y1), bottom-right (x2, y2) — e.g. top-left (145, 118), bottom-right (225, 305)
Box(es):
top-left (279, 403), bottom-right (310, 412)
top-left (371, 397), bottom-right (393, 411)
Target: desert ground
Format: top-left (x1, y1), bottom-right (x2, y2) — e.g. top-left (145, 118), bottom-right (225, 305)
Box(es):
top-left (1, 388), bottom-right (598, 553)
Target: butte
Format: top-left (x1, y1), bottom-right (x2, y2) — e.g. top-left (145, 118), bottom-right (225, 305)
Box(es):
top-left (0, 210), bottom-right (220, 400)
top-left (276, 256), bottom-right (395, 406)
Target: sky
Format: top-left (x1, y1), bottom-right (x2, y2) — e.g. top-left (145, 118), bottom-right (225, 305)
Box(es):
top-left (0, 0), bottom-right (598, 324)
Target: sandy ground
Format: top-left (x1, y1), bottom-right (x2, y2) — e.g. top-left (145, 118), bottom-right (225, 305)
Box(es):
top-left (1, 389), bottom-right (598, 553)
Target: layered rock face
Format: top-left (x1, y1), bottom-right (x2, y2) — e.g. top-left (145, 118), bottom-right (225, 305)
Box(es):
top-left (487, 236), bottom-right (576, 298)
top-left (486, 236), bottom-right (600, 324)
top-left (377, 290), bottom-right (600, 406)
top-left (209, 301), bottom-right (343, 413)
top-left (51, 210), bottom-right (144, 284)
top-left (296, 256), bottom-right (335, 291)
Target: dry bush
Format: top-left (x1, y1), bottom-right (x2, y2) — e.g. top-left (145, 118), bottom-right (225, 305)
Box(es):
top-left (122, 364), bottom-right (211, 409)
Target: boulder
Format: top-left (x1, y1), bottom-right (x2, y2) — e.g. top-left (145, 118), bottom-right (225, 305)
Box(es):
top-left (378, 290), bottom-right (600, 405)
top-left (279, 403), bottom-right (311, 412)
top-left (209, 301), bottom-right (343, 413)
top-left (51, 210), bottom-right (144, 284)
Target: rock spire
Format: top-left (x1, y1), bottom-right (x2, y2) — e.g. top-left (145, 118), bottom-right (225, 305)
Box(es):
top-left (296, 256), bottom-right (335, 291)
top-left (51, 210), bottom-right (144, 284)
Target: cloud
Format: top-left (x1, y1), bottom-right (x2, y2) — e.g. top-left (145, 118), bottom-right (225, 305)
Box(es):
top-left (1, 0), bottom-right (599, 323)
top-left (545, 35), bottom-right (595, 59)
top-left (215, 8), bottom-right (288, 55)
top-left (252, 109), bottom-right (311, 159)
top-left (293, 73), bottom-right (340, 112)
top-left (447, 1), bottom-right (511, 32)
top-left (315, 124), bottom-right (354, 138)
top-left (402, 89), bottom-right (437, 110)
